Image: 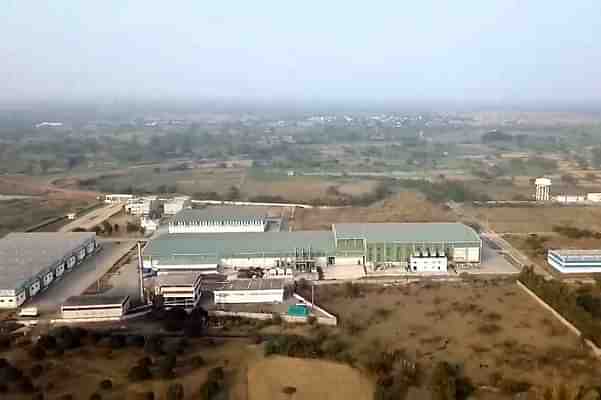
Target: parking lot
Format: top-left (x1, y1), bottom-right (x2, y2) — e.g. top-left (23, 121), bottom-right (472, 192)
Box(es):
top-left (27, 241), bottom-right (136, 314)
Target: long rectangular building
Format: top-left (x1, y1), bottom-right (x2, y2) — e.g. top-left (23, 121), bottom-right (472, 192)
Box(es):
top-left (143, 230), bottom-right (335, 273)
top-left (143, 222), bottom-right (481, 274)
top-left (168, 207), bottom-right (268, 233)
top-left (0, 232), bottom-right (97, 309)
top-left (333, 223), bottom-right (481, 267)
top-left (547, 249), bottom-right (601, 273)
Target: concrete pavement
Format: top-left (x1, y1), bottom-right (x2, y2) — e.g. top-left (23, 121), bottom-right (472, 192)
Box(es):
top-left (27, 241), bottom-right (137, 314)
top-left (59, 203), bottom-right (124, 232)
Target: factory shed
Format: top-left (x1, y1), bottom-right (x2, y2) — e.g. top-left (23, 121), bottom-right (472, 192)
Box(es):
top-left (333, 223), bottom-right (481, 267)
top-left (211, 278), bottom-right (287, 304)
top-left (143, 231), bottom-right (336, 272)
top-left (61, 295), bottom-right (130, 319)
top-left (0, 232), bottom-right (97, 309)
top-left (168, 207), bottom-right (268, 233)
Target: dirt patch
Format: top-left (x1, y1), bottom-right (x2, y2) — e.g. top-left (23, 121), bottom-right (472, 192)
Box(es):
top-left (247, 356), bottom-right (373, 400)
top-left (294, 191), bottom-right (454, 230)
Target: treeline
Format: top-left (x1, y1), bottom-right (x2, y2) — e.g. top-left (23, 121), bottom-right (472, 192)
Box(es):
top-left (397, 179), bottom-right (490, 203)
top-left (552, 225), bottom-right (601, 239)
top-left (519, 267), bottom-right (601, 346)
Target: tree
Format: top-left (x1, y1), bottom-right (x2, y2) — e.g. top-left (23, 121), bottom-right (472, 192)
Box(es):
top-left (226, 186), bottom-right (241, 200)
top-left (128, 365), bottom-right (151, 382)
top-left (114, 224), bottom-right (120, 233)
top-left (166, 383), bottom-right (184, 400)
top-left (102, 221), bottom-right (113, 235)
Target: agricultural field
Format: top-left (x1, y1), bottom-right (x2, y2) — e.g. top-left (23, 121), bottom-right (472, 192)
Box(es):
top-left (466, 205), bottom-right (601, 234)
top-left (308, 279), bottom-right (600, 396)
top-left (293, 191), bottom-right (454, 230)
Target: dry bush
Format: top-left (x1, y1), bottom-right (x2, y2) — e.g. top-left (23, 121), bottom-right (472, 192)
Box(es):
top-left (477, 323), bottom-right (502, 335)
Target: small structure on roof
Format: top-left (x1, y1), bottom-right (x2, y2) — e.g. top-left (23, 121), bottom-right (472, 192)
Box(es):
top-left (155, 272), bottom-right (203, 309)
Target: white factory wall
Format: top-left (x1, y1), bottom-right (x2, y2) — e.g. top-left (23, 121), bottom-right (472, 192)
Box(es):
top-left (168, 223), bottom-right (266, 234)
top-left (214, 289), bottom-right (284, 304)
top-left (587, 193), bottom-right (601, 202)
top-left (334, 256), bottom-right (364, 266)
top-left (61, 304), bottom-right (129, 319)
top-left (547, 256), bottom-right (601, 274)
top-left (221, 256), bottom-right (328, 269)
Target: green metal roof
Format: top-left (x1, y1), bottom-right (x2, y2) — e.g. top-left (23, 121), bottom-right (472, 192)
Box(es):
top-left (333, 223), bottom-right (480, 244)
top-left (144, 231), bottom-right (336, 262)
top-left (170, 207), bottom-right (267, 224)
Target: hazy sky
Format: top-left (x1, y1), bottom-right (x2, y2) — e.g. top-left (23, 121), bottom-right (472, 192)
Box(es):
top-left (2, 1), bottom-right (600, 106)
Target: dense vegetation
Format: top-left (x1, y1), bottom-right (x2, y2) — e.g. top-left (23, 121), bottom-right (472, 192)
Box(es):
top-left (519, 266), bottom-right (601, 346)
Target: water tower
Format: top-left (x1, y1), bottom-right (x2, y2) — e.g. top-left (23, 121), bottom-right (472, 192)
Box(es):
top-left (534, 177), bottom-right (552, 201)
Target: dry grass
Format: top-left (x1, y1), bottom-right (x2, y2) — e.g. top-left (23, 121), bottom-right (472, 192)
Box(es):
top-left (314, 280), bottom-right (600, 388)
top-left (294, 191), bottom-right (455, 230)
top-left (468, 205), bottom-right (601, 233)
top-left (247, 356), bottom-right (373, 400)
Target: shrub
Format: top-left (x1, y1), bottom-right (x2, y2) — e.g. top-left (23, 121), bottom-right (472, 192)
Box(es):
top-left (30, 364), bottom-right (44, 379)
top-left (499, 378), bottom-right (531, 394)
top-left (29, 345), bottom-right (46, 360)
top-left (60, 394), bottom-right (74, 400)
top-left (128, 365), bottom-right (152, 382)
top-left (271, 313), bottom-right (282, 325)
top-left (207, 367), bottom-right (225, 382)
top-left (0, 336), bottom-right (10, 349)
top-left (158, 355), bottom-right (177, 379)
top-left (126, 335), bottom-right (145, 347)
top-left (90, 393), bottom-right (102, 400)
top-left (144, 336), bottom-right (163, 355)
top-left (307, 315), bottom-right (317, 325)
top-left (0, 383), bottom-right (7, 393)
top-left (110, 335), bottom-right (126, 349)
top-left (166, 383), bottom-right (184, 400)
top-left (0, 365), bottom-right (23, 381)
top-left (137, 357), bottom-right (153, 368)
top-left (0, 358), bottom-right (8, 368)
top-left (200, 368), bottom-right (225, 400)
top-left (99, 379), bottom-right (113, 390)
top-left (477, 324), bottom-right (502, 335)
top-left (33, 392), bottom-right (44, 400)
top-left (18, 377), bottom-right (35, 393)
top-left (37, 335), bottom-right (57, 350)
top-left (282, 386), bottom-right (297, 395)
top-left (190, 356), bottom-right (206, 368)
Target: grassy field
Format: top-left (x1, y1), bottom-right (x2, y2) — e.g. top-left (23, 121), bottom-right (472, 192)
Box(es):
top-left (293, 191), bottom-right (455, 230)
top-left (248, 356), bottom-right (373, 400)
top-left (311, 279), bottom-right (600, 392)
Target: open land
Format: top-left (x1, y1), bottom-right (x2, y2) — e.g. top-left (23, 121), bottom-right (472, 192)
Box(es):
top-left (310, 279), bottom-right (600, 392)
top-left (294, 192), bottom-right (454, 230)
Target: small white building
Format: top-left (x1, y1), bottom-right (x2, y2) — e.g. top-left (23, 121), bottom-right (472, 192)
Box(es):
top-left (126, 196), bottom-right (158, 216)
top-left (547, 249), bottom-right (601, 274)
top-left (409, 256), bottom-right (448, 273)
top-left (534, 177), bottom-right (552, 201)
top-left (168, 207), bottom-right (267, 233)
top-left (212, 279), bottom-right (287, 304)
top-left (164, 196), bottom-right (191, 215)
top-left (61, 295), bottom-right (130, 319)
top-left (587, 193), bottom-right (601, 202)
top-left (104, 194), bottom-right (134, 204)
top-left (155, 272), bottom-right (203, 309)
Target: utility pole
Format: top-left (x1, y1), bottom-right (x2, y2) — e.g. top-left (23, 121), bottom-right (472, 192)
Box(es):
top-left (311, 282), bottom-right (315, 312)
top-left (137, 241), bottom-right (145, 304)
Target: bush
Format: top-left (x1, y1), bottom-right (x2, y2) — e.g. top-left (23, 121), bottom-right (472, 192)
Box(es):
top-left (0, 383), bottom-right (7, 393)
top-left (166, 383), bottom-right (184, 400)
top-left (271, 313), bottom-right (282, 325)
top-left (0, 365), bottom-right (23, 381)
top-left (33, 392), bottom-right (44, 400)
top-left (282, 386), bottom-right (297, 395)
top-left (29, 345), bottom-right (46, 360)
top-left (158, 355), bottom-right (177, 379)
top-left (128, 365), bottom-right (152, 382)
top-left (207, 367), bottom-right (225, 382)
top-left (37, 335), bottom-right (57, 350)
top-left (99, 379), bottom-right (113, 390)
top-left (499, 378), bottom-right (531, 394)
top-left (190, 356), bottom-right (206, 368)
top-left (126, 335), bottom-right (145, 347)
top-left (144, 336), bottom-right (163, 355)
top-left (110, 335), bottom-right (126, 349)
top-left (0, 358), bottom-right (8, 368)
top-left (30, 364), bottom-right (44, 379)
top-left (18, 377), bottom-right (35, 393)
top-left (59, 394), bottom-right (74, 400)
top-left (90, 393), bottom-right (102, 400)
top-left (137, 357), bottom-right (153, 368)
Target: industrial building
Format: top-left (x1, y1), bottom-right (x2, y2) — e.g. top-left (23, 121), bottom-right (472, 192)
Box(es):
top-left (547, 249), bottom-right (601, 273)
top-left (168, 207), bottom-right (268, 233)
top-left (333, 223), bottom-right (481, 269)
top-left (0, 232), bottom-right (97, 309)
top-left (143, 222), bottom-right (480, 274)
top-left (535, 177), bottom-right (552, 201)
top-left (104, 194), bottom-right (134, 204)
top-left (61, 295), bottom-right (131, 319)
top-left (155, 272), bottom-right (203, 308)
top-left (164, 196), bottom-right (191, 215)
top-left (211, 278), bottom-right (287, 304)
top-left (126, 196), bottom-right (159, 216)
top-left (143, 230), bottom-right (334, 273)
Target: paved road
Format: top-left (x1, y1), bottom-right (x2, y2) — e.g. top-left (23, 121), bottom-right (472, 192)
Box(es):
top-left (28, 241), bottom-right (136, 314)
top-left (59, 203), bottom-right (123, 232)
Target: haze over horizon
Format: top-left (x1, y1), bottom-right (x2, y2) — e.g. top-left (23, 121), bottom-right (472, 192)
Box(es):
top-left (2, 1), bottom-right (601, 108)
